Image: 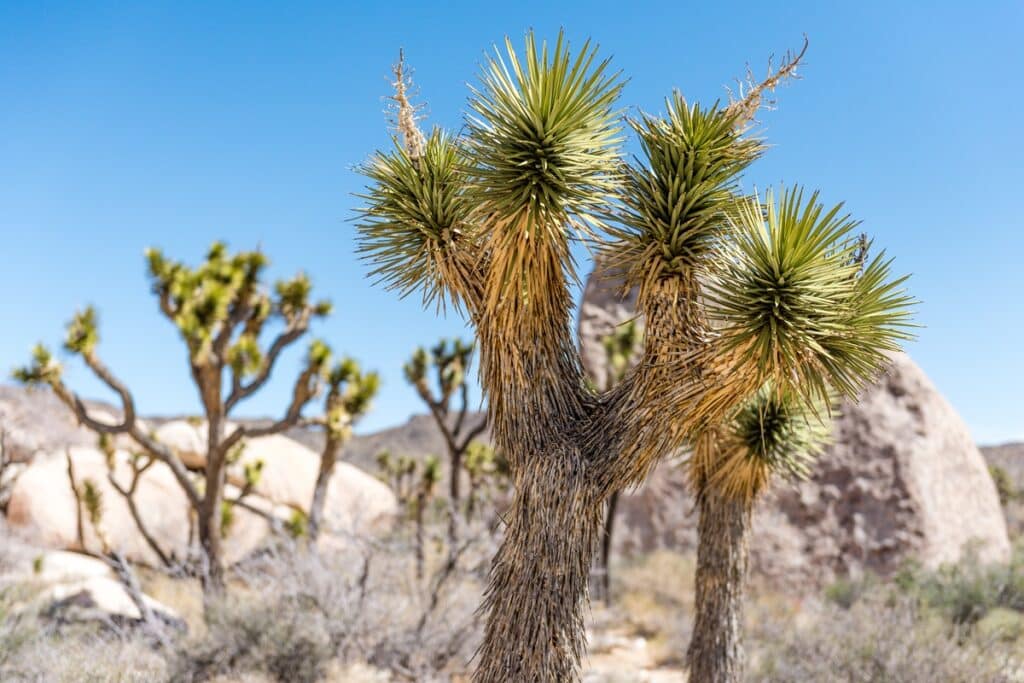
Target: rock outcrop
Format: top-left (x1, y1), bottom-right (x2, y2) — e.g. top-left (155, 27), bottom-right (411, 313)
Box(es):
top-left (579, 270), bottom-right (1011, 587)
top-left (4, 436), bottom-right (397, 566)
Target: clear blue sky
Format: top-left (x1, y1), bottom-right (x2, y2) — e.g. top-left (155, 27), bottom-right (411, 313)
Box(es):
top-left (1, 2), bottom-right (1021, 443)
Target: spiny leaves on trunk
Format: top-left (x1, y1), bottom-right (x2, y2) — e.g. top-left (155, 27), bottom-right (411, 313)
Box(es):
top-left (356, 32), bottom-right (914, 682)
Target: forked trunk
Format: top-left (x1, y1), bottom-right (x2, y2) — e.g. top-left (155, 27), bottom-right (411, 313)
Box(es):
top-left (686, 491), bottom-right (752, 683)
top-left (474, 456), bottom-right (602, 682)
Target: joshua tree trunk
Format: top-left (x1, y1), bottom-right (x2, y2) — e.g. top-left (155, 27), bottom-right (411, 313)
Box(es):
top-left (196, 498), bottom-right (226, 592)
top-left (308, 432), bottom-right (341, 542)
top-left (474, 458), bottom-right (602, 681)
top-left (414, 490), bottom-right (427, 581)
top-left (686, 492), bottom-right (752, 683)
top-left (596, 490), bottom-right (619, 603)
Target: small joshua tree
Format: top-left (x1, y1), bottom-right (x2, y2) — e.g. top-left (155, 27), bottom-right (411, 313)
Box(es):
top-left (14, 243), bottom-right (344, 594)
top-left (403, 338), bottom-right (487, 545)
top-left (306, 355), bottom-right (380, 542)
top-left (461, 440), bottom-right (508, 528)
top-left (357, 34), bottom-right (913, 682)
top-left (590, 320), bottom-right (642, 603)
top-left (376, 450), bottom-right (441, 580)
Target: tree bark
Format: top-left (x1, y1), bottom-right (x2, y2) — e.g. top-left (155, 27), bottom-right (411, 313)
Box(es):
top-left (446, 444), bottom-right (463, 547)
top-left (473, 456), bottom-right (601, 682)
top-left (197, 499), bottom-right (226, 593)
top-left (308, 434), bottom-right (340, 542)
top-left (686, 491), bottom-right (751, 683)
top-left (198, 407), bottom-right (227, 595)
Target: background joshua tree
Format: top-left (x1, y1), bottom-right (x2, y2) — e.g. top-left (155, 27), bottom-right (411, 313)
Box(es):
top-left (589, 319), bottom-right (642, 603)
top-left (305, 354), bottom-right (380, 542)
top-left (403, 338), bottom-right (488, 545)
top-left (357, 34), bottom-right (913, 682)
top-left (376, 450), bottom-right (440, 581)
top-left (14, 243), bottom-right (345, 594)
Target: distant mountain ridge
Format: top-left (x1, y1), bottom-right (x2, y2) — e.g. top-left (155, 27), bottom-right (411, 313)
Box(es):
top-left (0, 382), bottom-right (1016, 471)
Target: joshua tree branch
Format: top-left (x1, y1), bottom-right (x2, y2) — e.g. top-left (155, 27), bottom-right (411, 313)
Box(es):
top-left (225, 321), bottom-right (309, 412)
top-left (223, 365), bottom-right (319, 450)
top-left (107, 457), bottom-right (175, 569)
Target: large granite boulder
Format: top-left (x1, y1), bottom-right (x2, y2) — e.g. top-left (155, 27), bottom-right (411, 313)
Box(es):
top-left (5, 447), bottom-right (284, 566)
top-left (5, 435), bottom-right (398, 566)
top-left (579, 270), bottom-right (1010, 587)
top-left (0, 386), bottom-right (141, 463)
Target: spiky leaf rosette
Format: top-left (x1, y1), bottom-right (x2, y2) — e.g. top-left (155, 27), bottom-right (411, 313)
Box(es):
top-left (605, 95), bottom-right (762, 298)
top-left (465, 30), bottom-right (623, 236)
top-left (707, 187), bottom-right (915, 405)
top-left (356, 130), bottom-right (477, 311)
top-left (465, 30), bottom-right (623, 340)
top-left (693, 382), bottom-right (831, 502)
top-left (64, 307), bottom-right (100, 355)
top-left (12, 344), bottom-right (62, 385)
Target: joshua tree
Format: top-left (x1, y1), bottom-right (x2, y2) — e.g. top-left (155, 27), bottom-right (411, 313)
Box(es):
top-left (461, 440), bottom-right (509, 528)
top-left (404, 338), bottom-right (488, 544)
top-left (306, 356), bottom-right (379, 542)
top-left (14, 243), bottom-right (345, 593)
top-left (589, 319), bottom-right (642, 603)
top-left (357, 35), bottom-right (913, 682)
top-left (376, 450), bottom-right (441, 580)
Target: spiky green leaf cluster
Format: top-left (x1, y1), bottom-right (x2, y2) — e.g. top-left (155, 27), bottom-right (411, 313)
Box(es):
top-left (323, 356), bottom-right (379, 439)
top-left (220, 500), bottom-right (236, 537)
top-left (601, 320), bottom-right (642, 387)
top-left (276, 273), bottom-right (327, 321)
top-left (147, 243), bottom-right (268, 358)
top-left (147, 242), bottom-right (331, 365)
top-left (606, 95), bottom-right (761, 286)
top-left (243, 459), bottom-right (264, 488)
top-left (64, 307), bottom-right (100, 355)
top-left (285, 509), bottom-right (308, 539)
top-left (356, 130), bottom-right (472, 308)
top-left (81, 478), bottom-right (104, 530)
top-left (12, 344), bottom-right (62, 385)
top-left (708, 188), bottom-right (915, 402)
top-left (463, 441), bottom-right (509, 480)
top-left (732, 383), bottom-right (830, 480)
top-left (432, 338), bottom-right (473, 396)
top-left (307, 338), bottom-right (333, 375)
top-left (464, 30), bottom-right (623, 234)
top-left (421, 454), bottom-right (441, 491)
top-left (227, 334), bottom-right (263, 377)
top-left (403, 347), bottom-right (429, 384)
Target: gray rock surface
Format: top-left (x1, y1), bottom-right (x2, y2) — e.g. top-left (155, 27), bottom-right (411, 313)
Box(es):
top-left (579, 270), bottom-right (1011, 587)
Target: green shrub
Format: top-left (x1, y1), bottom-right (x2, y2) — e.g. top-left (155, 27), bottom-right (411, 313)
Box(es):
top-left (990, 464), bottom-right (1016, 505)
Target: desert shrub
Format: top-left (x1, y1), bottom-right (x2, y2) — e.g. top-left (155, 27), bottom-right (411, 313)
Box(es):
top-left (0, 608), bottom-right (164, 683)
top-left (891, 549), bottom-right (1024, 629)
top-left (172, 532), bottom-right (490, 682)
top-left (174, 591), bottom-right (334, 683)
top-left (823, 574), bottom-right (875, 609)
top-left (991, 464), bottom-right (1017, 506)
top-left (751, 596), bottom-right (1018, 682)
top-left (614, 550), bottom-right (695, 666)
